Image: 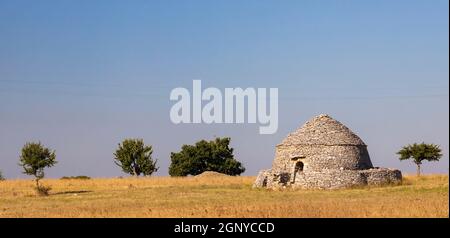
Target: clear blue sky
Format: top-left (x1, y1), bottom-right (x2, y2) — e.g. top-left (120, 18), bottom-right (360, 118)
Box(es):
top-left (0, 0), bottom-right (448, 178)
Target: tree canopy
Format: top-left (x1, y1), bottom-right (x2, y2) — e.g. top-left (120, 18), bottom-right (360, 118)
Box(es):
top-left (397, 142), bottom-right (442, 176)
top-left (19, 142), bottom-right (57, 180)
top-left (169, 137), bottom-right (245, 176)
top-left (114, 139), bottom-right (158, 176)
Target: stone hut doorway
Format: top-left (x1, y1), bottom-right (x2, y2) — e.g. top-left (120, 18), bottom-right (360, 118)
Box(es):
top-left (290, 157), bottom-right (305, 183)
top-left (295, 161), bottom-right (304, 172)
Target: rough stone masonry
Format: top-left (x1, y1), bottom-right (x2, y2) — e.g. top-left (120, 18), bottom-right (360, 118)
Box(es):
top-left (253, 114), bottom-right (402, 189)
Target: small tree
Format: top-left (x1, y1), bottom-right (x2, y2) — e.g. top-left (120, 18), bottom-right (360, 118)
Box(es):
top-left (114, 139), bottom-right (158, 176)
top-left (169, 137), bottom-right (245, 176)
top-left (397, 143), bottom-right (442, 176)
top-left (19, 142), bottom-right (57, 195)
top-left (0, 170), bottom-right (5, 181)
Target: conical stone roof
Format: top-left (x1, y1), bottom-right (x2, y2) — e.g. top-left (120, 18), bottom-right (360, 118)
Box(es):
top-left (280, 114), bottom-right (366, 146)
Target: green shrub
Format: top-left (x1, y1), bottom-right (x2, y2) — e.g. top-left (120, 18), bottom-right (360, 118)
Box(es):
top-left (60, 175), bottom-right (91, 180)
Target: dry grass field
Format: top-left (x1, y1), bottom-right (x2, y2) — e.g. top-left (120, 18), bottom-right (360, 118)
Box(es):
top-left (0, 174), bottom-right (448, 218)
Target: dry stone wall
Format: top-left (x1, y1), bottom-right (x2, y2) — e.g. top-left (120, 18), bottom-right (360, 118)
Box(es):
top-left (362, 168), bottom-right (403, 186)
top-left (254, 168), bottom-right (402, 190)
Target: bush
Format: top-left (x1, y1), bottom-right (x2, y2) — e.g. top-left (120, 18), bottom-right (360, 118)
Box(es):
top-left (60, 176), bottom-right (91, 180)
top-left (0, 170), bottom-right (5, 181)
top-left (35, 185), bottom-right (52, 196)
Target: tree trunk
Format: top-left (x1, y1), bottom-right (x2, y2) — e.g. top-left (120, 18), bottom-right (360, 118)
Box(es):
top-left (416, 164), bottom-right (421, 177)
top-left (133, 165), bottom-right (139, 177)
top-left (35, 178), bottom-right (40, 189)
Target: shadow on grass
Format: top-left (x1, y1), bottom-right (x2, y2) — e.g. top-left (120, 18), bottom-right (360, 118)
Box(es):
top-left (51, 190), bottom-right (92, 195)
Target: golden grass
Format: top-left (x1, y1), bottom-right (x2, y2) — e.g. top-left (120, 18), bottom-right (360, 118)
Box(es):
top-left (0, 174), bottom-right (448, 218)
